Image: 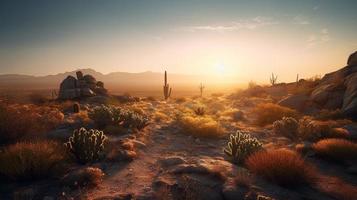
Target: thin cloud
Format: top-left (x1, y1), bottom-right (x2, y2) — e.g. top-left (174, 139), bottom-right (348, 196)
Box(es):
top-left (307, 28), bottom-right (331, 47)
top-left (176, 16), bottom-right (278, 32)
top-left (293, 15), bottom-right (310, 25)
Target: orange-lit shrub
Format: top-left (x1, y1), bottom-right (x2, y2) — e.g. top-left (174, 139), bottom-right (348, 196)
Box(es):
top-left (313, 139), bottom-right (357, 162)
top-left (0, 103), bottom-right (64, 143)
top-left (0, 141), bottom-right (66, 180)
top-left (246, 149), bottom-right (317, 187)
top-left (253, 103), bottom-right (298, 126)
top-left (178, 114), bottom-right (224, 138)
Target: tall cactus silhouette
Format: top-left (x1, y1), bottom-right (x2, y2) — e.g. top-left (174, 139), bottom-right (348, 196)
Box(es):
top-left (65, 127), bottom-right (107, 164)
top-left (199, 83), bottom-right (205, 97)
top-left (270, 73), bottom-right (278, 86)
top-left (163, 70), bottom-right (172, 100)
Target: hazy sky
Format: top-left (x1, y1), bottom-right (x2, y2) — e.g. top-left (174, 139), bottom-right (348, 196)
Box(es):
top-left (0, 0), bottom-right (356, 83)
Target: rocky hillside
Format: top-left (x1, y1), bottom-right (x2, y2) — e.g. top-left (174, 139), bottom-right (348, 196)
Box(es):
top-left (277, 51), bottom-right (357, 118)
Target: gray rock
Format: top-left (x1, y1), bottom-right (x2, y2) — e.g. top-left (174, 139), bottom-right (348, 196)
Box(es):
top-left (158, 156), bottom-right (186, 168)
top-left (347, 51), bottom-right (357, 66)
top-left (81, 87), bottom-right (96, 97)
top-left (342, 72), bottom-right (357, 117)
top-left (278, 94), bottom-right (309, 111)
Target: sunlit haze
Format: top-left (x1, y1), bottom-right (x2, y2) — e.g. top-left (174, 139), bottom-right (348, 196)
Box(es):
top-left (0, 0), bottom-right (356, 84)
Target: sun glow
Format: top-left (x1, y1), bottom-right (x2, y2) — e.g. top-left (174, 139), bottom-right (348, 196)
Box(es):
top-left (214, 63), bottom-right (226, 75)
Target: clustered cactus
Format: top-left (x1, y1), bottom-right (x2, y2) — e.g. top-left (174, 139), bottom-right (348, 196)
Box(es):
top-left (89, 105), bottom-right (149, 130)
top-left (273, 117), bottom-right (299, 139)
top-left (163, 71), bottom-right (172, 100)
top-left (65, 127), bottom-right (107, 164)
top-left (224, 131), bottom-right (262, 164)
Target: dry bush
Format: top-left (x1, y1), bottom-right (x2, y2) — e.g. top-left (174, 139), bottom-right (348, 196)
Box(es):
top-left (154, 111), bottom-right (170, 122)
top-left (317, 175), bottom-right (357, 200)
top-left (61, 167), bottom-right (104, 188)
top-left (298, 117), bottom-right (350, 141)
top-left (246, 149), bottom-right (317, 187)
top-left (220, 108), bottom-right (245, 121)
top-left (0, 140), bottom-right (67, 180)
top-left (253, 103), bottom-right (298, 126)
top-left (313, 139), bottom-right (357, 162)
top-left (0, 103), bottom-right (64, 143)
top-left (28, 93), bottom-right (49, 105)
top-left (178, 114), bottom-right (224, 138)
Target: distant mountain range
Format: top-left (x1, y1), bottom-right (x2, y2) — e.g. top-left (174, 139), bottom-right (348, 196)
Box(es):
top-left (0, 69), bottom-right (238, 94)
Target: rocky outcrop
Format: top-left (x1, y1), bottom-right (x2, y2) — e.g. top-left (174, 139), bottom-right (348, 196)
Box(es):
top-left (347, 51), bottom-right (357, 66)
top-left (309, 51), bottom-right (357, 118)
top-left (58, 71), bottom-right (108, 100)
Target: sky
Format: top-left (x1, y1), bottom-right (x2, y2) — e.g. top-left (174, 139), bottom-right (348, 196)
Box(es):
top-left (0, 0), bottom-right (356, 83)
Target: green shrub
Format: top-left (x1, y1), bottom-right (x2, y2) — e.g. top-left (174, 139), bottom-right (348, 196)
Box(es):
top-left (88, 105), bottom-right (149, 130)
top-left (224, 131), bottom-right (262, 164)
top-left (273, 117), bottom-right (299, 139)
top-left (0, 141), bottom-right (66, 180)
top-left (88, 105), bottom-right (121, 129)
top-left (65, 128), bottom-right (107, 164)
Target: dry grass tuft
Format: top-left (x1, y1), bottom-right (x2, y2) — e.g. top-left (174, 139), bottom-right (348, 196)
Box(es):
top-left (246, 149), bottom-right (317, 187)
top-left (253, 103), bottom-right (298, 126)
top-left (0, 103), bottom-right (64, 143)
top-left (313, 139), bottom-right (357, 162)
top-left (0, 140), bottom-right (66, 180)
top-left (178, 114), bottom-right (224, 138)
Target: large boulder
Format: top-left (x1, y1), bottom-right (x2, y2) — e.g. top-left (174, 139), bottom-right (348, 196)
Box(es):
top-left (59, 76), bottom-right (80, 99)
top-left (342, 73), bottom-right (357, 117)
top-left (278, 94), bottom-right (309, 112)
top-left (58, 71), bottom-right (108, 100)
top-left (347, 51), bottom-right (357, 66)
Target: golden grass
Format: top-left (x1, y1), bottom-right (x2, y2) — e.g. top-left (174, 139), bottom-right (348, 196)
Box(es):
top-left (178, 114), bottom-right (224, 138)
top-left (246, 149), bottom-right (317, 187)
top-left (62, 167), bottom-right (104, 188)
top-left (0, 103), bottom-right (64, 143)
top-left (0, 140), bottom-right (66, 180)
top-left (313, 139), bottom-right (357, 162)
top-left (252, 103), bottom-right (298, 126)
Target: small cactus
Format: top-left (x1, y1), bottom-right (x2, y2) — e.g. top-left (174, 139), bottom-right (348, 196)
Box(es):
top-left (224, 131), bottom-right (262, 164)
top-left (194, 107), bottom-right (205, 116)
top-left (73, 103), bottom-right (80, 113)
top-left (163, 71), bottom-right (172, 100)
top-left (270, 73), bottom-right (278, 86)
top-left (273, 117), bottom-right (299, 139)
top-left (65, 128), bottom-right (107, 164)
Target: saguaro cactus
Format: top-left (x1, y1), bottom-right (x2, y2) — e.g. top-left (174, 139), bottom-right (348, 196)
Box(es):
top-left (296, 74), bottom-right (299, 86)
top-left (199, 83), bottom-right (205, 97)
top-left (270, 73), bottom-right (278, 86)
top-left (163, 70), bottom-right (172, 100)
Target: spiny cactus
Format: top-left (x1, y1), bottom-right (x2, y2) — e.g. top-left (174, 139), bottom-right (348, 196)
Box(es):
top-left (163, 71), bottom-right (172, 100)
top-left (199, 83), bottom-right (205, 97)
top-left (224, 131), bottom-right (262, 164)
top-left (73, 102), bottom-right (80, 113)
top-left (270, 73), bottom-right (278, 86)
top-left (65, 128), bottom-right (107, 164)
top-left (194, 107), bottom-right (205, 116)
top-left (273, 117), bottom-right (299, 139)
